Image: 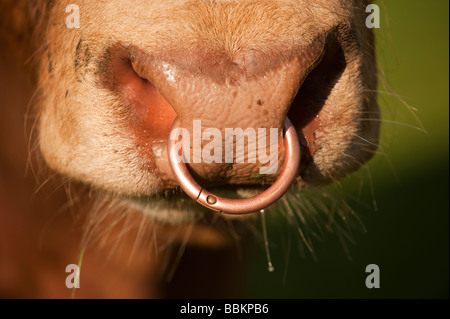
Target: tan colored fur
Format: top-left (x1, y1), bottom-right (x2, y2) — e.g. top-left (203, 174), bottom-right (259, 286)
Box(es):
top-left (0, 0), bottom-right (379, 298)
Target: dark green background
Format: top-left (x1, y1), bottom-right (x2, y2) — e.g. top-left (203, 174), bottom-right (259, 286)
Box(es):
top-left (246, 0), bottom-right (449, 298)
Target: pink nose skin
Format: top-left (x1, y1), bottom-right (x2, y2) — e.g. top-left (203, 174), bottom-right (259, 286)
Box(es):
top-left (168, 117), bottom-right (300, 214)
top-left (112, 34), bottom-right (326, 200)
top-left (127, 37), bottom-right (324, 185)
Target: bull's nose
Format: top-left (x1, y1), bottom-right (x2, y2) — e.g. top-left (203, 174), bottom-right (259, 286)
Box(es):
top-left (148, 57), bottom-right (304, 130)
top-left (127, 40), bottom-right (324, 182)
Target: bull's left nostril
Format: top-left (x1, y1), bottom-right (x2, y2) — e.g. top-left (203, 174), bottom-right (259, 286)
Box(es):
top-left (168, 117), bottom-right (301, 214)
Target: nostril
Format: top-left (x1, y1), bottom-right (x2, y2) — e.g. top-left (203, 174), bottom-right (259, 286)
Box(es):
top-left (288, 33), bottom-right (346, 160)
top-left (99, 44), bottom-right (177, 140)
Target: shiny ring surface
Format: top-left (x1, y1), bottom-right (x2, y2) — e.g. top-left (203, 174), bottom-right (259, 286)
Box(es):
top-left (168, 117), bottom-right (301, 214)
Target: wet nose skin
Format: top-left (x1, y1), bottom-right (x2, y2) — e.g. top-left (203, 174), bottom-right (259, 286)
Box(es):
top-left (123, 40), bottom-right (325, 185)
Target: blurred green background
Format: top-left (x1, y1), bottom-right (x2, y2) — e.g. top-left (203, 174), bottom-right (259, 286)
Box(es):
top-left (246, 0), bottom-right (449, 298)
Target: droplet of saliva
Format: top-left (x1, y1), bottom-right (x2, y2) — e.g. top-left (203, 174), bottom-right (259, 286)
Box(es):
top-left (260, 209), bottom-right (275, 272)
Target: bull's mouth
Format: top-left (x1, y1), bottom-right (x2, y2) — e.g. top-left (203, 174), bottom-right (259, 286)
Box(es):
top-left (126, 184), bottom-right (273, 222)
top-left (98, 31), bottom-right (346, 202)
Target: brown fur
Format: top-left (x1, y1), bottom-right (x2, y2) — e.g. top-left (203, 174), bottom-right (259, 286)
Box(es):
top-left (0, 0), bottom-right (379, 298)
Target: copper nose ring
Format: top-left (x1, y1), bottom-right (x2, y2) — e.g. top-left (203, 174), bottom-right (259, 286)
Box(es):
top-left (167, 118), bottom-right (301, 214)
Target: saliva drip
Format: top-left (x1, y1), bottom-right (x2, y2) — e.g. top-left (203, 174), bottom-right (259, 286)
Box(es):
top-left (260, 209), bottom-right (275, 272)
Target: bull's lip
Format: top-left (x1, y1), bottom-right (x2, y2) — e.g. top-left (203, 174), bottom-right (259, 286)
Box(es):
top-left (122, 184), bottom-right (268, 221)
top-left (131, 184), bottom-right (269, 203)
